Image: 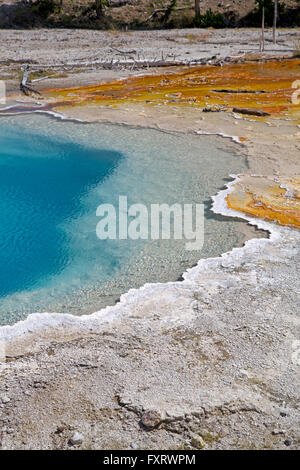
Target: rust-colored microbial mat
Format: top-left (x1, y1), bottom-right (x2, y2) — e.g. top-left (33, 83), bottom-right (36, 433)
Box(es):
top-left (44, 59), bottom-right (300, 116)
top-left (227, 176), bottom-right (300, 229)
top-left (41, 61), bottom-right (300, 230)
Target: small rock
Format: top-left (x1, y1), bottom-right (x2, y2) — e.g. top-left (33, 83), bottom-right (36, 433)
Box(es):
top-left (280, 409), bottom-right (288, 417)
top-left (284, 439), bottom-right (292, 447)
top-left (233, 107), bottom-right (270, 117)
top-left (130, 442), bottom-right (139, 449)
top-left (141, 410), bottom-right (162, 429)
top-left (69, 432), bottom-right (83, 446)
top-left (191, 435), bottom-right (205, 449)
top-left (55, 426), bottom-right (65, 434)
top-left (1, 395), bottom-right (10, 404)
top-left (272, 429), bottom-right (286, 435)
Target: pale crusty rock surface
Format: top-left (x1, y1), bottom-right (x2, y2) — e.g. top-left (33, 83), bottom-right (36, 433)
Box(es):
top-left (0, 27), bottom-right (299, 451)
top-left (0, 208), bottom-right (299, 450)
top-left (0, 28), bottom-right (299, 92)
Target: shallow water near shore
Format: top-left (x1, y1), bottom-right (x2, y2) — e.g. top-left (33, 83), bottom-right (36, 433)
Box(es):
top-left (0, 113), bottom-right (254, 325)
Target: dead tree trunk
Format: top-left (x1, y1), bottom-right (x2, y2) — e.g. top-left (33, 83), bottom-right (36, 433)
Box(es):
top-left (261, 6), bottom-right (265, 51)
top-left (20, 67), bottom-right (41, 97)
top-left (195, 0), bottom-right (201, 17)
top-left (273, 0), bottom-right (278, 44)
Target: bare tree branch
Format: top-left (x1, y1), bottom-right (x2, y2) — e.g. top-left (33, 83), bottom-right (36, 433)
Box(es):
top-left (273, 0), bottom-right (278, 44)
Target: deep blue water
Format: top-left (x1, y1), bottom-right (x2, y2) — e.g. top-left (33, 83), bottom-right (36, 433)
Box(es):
top-left (0, 125), bottom-right (121, 298)
top-left (0, 114), bottom-right (250, 325)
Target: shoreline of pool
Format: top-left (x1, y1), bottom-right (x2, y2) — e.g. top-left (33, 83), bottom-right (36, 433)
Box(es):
top-left (0, 173), bottom-right (284, 345)
top-left (0, 58), bottom-right (299, 449)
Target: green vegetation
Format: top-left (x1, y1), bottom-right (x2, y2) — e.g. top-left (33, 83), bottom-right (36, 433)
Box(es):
top-left (163, 0), bottom-right (178, 24)
top-left (31, 0), bottom-right (59, 18)
top-left (2, 0), bottom-right (300, 30)
top-left (194, 9), bottom-right (226, 28)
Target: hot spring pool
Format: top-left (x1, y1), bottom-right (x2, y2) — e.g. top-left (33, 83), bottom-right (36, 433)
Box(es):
top-left (0, 113), bottom-right (251, 325)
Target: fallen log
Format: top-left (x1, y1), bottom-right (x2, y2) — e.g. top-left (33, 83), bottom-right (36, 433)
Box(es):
top-left (203, 107), bottom-right (222, 113)
top-left (232, 107), bottom-right (270, 117)
top-left (212, 89), bottom-right (267, 94)
top-left (110, 47), bottom-right (137, 55)
top-left (25, 59), bottom-right (205, 70)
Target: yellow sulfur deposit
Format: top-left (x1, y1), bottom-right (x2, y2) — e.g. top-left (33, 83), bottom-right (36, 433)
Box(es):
top-left (227, 176), bottom-right (300, 229)
top-left (42, 60), bottom-right (300, 230)
top-left (45, 59), bottom-right (300, 117)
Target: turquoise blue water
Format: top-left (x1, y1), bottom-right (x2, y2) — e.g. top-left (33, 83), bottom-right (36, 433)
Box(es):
top-left (0, 126), bottom-right (121, 299)
top-left (0, 113), bottom-right (251, 325)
